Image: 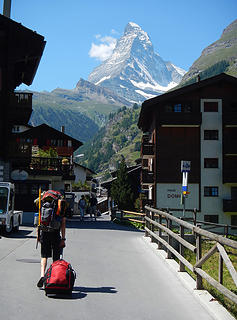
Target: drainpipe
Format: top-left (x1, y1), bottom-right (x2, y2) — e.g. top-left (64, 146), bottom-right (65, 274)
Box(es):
top-left (3, 0), bottom-right (11, 18)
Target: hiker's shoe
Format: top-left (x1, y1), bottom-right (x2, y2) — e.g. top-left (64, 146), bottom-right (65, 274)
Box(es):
top-left (37, 277), bottom-right (45, 288)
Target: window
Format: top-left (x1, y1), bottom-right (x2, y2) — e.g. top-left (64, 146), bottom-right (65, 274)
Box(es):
top-left (204, 186), bottom-right (218, 197)
top-left (204, 215), bottom-right (219, 223)
top-left (204, 102), bottom-right (218, 112)
top-left (204, 130), bottom-right (218, 140)
top-left (204, 158), bottom-right (218, 168)
top-left (165, 103), bottom-right (192, 113)
top-left (174, 104), bottom-right (182, 112)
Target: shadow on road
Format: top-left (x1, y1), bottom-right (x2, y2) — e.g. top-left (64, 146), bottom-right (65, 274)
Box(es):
top-left (66, 215), bottom-right (143, 233)
top-left (0, 228), bottom-right (36, 239)
top-left (44, 286), bottom-right (117, 300)
top-left (74, 286), bottom-right (117, 294)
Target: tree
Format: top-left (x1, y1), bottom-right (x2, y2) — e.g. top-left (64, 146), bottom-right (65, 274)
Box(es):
top-left (110, 158), bottom-right (134, 210)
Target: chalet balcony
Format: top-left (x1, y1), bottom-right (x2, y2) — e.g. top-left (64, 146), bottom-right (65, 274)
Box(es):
top-left (8, 92), bottom-right (33, 124)
top-left (141, 143), bottom-right (155, 158)
top-left (29, 157), bottom-right (75, 179)
top-left (141, 170), bottom-right (154, 184)
top-left (223, 199), bottom-right (237, 212)
top-left (157, 112), bottom-right (202, 126)
top-left (43, 146), bottom-right (74, 157)
top-left (223, 112), bottom-right (237, 126)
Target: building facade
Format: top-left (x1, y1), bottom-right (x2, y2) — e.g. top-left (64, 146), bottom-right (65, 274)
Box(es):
top-left (138, 73), bottom-right (237, 226)
top-left (0, 12), bottom-right (45, 182)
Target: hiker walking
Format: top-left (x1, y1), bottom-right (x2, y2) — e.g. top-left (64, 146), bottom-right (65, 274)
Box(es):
top-left (78, 195), bottom-right (86, 221)
top-left (36, 190), bottom-right (67, 288)
top-left (89, 194), bottom-right (98, 221)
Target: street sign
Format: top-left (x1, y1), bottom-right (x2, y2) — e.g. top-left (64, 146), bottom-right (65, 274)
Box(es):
top-left (181, 161), bottom-right (191, 172)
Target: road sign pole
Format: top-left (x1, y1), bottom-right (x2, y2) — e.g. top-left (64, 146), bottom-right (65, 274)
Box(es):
top-left (181, 161), bottom-right (191, 217)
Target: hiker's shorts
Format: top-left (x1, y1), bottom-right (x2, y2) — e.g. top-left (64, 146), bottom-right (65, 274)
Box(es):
top-left (40, 230), bottom-right (61, 261)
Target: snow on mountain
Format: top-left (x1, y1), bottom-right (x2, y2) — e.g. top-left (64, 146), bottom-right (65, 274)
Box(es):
top-left (88, 22), bottom-right (186, 102)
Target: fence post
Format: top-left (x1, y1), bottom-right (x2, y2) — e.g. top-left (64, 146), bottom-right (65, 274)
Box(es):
top-left (219, 254), bottom-right (223, 285)
top-left (196, 233), bottom-right (203, 289)
top-left (167, 209), bottom-right (172, 259)
top-left (224, 225), bottom-right (229, 237)
top-left (145, 209), bottom-right (148, 237)
top-left (179, 225), bottom-right (185, 272)
top-left (151, 210), bottom-right (155, 243)
top-left (193, 208), bottom-right (197, 226)
top-left (158, 213), bottom-right (162, 249)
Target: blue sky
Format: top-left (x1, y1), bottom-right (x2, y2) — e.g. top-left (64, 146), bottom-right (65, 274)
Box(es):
top-left (2, 0), bottom-right (236, 92)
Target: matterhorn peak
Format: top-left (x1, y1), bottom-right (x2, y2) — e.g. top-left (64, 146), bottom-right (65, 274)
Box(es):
top-left (124, 22), bottom-right (142, 34)
top-left (88, 22), bottom-right (186, 102)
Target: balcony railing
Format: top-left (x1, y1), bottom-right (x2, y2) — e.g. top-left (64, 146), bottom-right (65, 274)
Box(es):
top-left (10, 92), bottom-right (33, 107)
top-left (141, 170), bottom-right (154, 184)
top-left (8, 92), bottom-right (33, 123)
top-left (223, 199), bottom-right (237, 212)
top-left (29, 157), bottom-right (74, 178)
top-left (157, 112), bottom-right (202, 126)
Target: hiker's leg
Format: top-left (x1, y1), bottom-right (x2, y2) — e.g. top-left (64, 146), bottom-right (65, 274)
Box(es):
top-left (41, 257), bottom-right (47, 277)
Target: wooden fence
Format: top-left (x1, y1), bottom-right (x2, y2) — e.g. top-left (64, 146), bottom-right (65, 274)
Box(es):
top-left (144, 205), bottom-right (237, 305)
top-left (111, 209), bottom-right (145, 224)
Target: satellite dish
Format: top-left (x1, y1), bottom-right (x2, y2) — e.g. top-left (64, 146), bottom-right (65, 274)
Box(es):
top-left (11, 170), bottom-right (28, 181)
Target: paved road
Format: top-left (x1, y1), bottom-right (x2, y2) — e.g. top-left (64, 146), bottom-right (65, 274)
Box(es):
top-left (0, 214), bottom-right (217, 320)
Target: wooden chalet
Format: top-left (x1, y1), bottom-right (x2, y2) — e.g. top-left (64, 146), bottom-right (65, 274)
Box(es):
top-left (0, 11), bottom-right (45, 182)
top-left (11, 124), bottom-right (83, 211)
top-left (138, 73), bottom-right (237, 226)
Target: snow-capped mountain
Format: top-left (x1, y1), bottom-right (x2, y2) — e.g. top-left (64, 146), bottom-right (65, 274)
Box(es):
top-left (88, 22), bottom-right (186, 102)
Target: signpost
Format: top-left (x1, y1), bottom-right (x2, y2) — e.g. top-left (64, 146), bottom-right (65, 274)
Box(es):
top-left (181, 161), bottom-right (191, 216)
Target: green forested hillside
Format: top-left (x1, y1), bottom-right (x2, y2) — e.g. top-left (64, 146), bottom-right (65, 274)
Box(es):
top-left (180, 19), bottom-right (237, 85)
top-left (29, 104), bottom-right (99, 143)
top-left (79, 104), bottom-right (142, 177)
top-left (29, 90), bottom-right (123, 143)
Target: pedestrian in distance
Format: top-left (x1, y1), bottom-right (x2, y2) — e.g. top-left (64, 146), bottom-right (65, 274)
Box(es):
top-left (35, 190), bottom-right (67, 288)
top-left (78, 195), bottom-right (86, 221)
top-left (89, 194), bottom-right (98, 221)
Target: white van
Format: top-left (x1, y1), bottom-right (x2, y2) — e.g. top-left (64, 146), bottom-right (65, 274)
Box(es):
top-left (0, 182), bottom-right (23, 233)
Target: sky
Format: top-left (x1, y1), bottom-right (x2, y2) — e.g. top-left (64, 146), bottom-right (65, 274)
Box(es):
top-left (2, 0), bottom-right (237, 92)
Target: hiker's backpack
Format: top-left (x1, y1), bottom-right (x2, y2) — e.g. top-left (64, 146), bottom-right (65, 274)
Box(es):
top-left (40, 190), bottom-right (66, 231)
top-left (44, 259), bottom-right (76, 296)
top-left (40, 200), bottom-right (61, 231)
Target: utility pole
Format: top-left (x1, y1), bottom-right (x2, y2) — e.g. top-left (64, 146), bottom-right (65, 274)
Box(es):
top-left (3, 0), bottom-right (12, 18)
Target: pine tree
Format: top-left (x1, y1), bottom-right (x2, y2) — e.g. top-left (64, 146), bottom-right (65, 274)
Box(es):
top-left (110, 158), bottom-right (134, 210)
